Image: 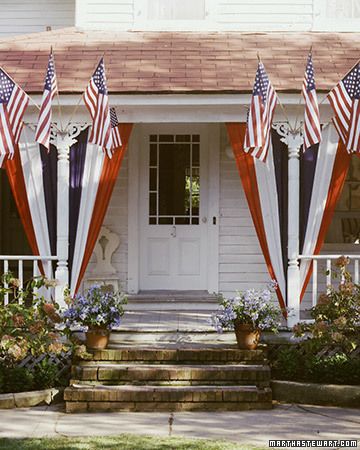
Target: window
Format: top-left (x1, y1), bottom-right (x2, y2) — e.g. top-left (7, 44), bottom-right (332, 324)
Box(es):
top-left (147, 0), bottom-right (205, 20)
top-left (325, 157), bottom-right (360, 244)
top-left (314, 0), bottom-right (360, 31)
top-left (148, 134), bottom-right (200, 225)
top-left (134, 0), bottom-right (213, 30)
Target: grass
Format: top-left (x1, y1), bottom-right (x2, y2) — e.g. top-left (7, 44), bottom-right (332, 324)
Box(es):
top-left (0, 434), bottom-right (263, 450)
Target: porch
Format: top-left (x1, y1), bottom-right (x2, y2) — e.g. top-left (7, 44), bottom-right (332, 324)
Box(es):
top-left (0, 29), bottom-right (359, 328)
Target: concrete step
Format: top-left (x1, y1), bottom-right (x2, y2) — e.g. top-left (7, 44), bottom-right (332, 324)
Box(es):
top-left (64, 384), bottom-right (272, 412)
top-left (109, 330), bottom-right (239, 345)
top-left (85, 347), bottom-right (267, 364)
top-left (71, 363), bottom-right (271, 386)
top-left (126, 292), bottom-right (218, 311)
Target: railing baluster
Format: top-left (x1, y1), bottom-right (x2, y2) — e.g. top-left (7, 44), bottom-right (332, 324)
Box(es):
top-left (355, 259), bottom-right (359, 285)
top-left (33, 260), bottom-right (39, 298)
top-left (4, 259), bottom-right (8, 305)
top-left (312, 259), bottom-right (318, 307)
top-left (326, 259), bottom-right (331, 293)
top-left (18, 260), bottom-right (23, 304)
top-left (47, 260), bottom-right (52, 279)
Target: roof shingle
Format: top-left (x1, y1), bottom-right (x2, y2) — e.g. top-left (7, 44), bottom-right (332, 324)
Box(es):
top-left (0, 28), bottom-right (358, 94)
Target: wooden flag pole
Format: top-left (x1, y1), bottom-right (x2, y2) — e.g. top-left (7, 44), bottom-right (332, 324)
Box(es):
top-left (64, 55), bottom-right (104, 132)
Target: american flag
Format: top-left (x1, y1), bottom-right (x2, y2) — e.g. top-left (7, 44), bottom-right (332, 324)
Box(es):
top-left (0, 68), bottom-right (29, 159)
top-left (35, 51), bottom-right (57, 151)
top-left (328, 63), bottom-right (360, 153)
top-left (83, 57), bottom-right (112, 152)
top-left (110, 107), bottom-right (122, 150)
top-left (302, 52), bottom-right (321, 150)
top-left (244, 62), bottom-right (278, 162)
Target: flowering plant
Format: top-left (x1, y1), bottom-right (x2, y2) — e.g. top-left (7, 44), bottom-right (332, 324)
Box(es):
top-left (293, 256), bottom-right (360, 353)
top-left (0, 272), bottom-right (66, 365)
top-left (63, 284), bottom-right (127, 331)
top-left (212, 286), bottom-right (283, 333)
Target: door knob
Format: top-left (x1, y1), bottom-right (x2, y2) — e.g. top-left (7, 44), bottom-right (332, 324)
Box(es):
top-left (202, 217), bottom-right (207, 223)
top-left (170, 226), bottom-right (176, 237)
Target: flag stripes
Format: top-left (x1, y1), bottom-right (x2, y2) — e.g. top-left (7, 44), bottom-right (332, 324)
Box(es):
top-left (35, 52), bottom-right (58, 151)
top-left (0, 68), bottom-right (29, 161)
top-left (327, 62), bottom-right (360, 153)
top-left (110, 106), bottom-right (122, 149)
top-left (83, 58), bottom-right (113, 154)
top-left (302, 53), bottom-right (321, 149)
top-left (244, 62), bottom-right (277, 162)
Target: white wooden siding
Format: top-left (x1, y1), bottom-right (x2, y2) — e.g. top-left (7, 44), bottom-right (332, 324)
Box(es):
top-left (0, 0), bottom-right (75, 37)
top-left (76, 0), bottom-right (133, 28)
top-left (218, 124), bottom-right (269, 297)
top-left (84, 155), bottom-right (129, 292)
top-left (216, 0), bottom-right (313, 31)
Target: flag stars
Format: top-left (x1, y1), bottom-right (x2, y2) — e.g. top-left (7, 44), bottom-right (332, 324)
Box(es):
top-left (253, 63), bottom-right (269, 103)
top-left (93, 59), bottom-right (108, 95)
top-left (0, 70), bottom-right (15, 103)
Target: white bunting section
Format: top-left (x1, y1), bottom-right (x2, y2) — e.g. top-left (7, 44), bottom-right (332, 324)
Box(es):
top-left (299, 123), bottom-right (339, 292)
top-left (19, 126), bottom-right (52, 277)
top-left (70, 144), bottom-right (105, 294)
top-left (254, 143), bottom-right (287, 302)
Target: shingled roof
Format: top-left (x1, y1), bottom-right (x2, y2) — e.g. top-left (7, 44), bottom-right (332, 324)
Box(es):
top-left (0, 28), bottom-right (358, 94)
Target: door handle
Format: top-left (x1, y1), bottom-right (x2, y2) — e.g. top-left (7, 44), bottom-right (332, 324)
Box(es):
top-left (170, 226), bottom-right (176, 237)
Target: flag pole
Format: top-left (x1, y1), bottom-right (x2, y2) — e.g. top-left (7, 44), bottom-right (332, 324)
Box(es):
top-left (257, 53), bottom-right (294, 131)
top-left (52, 48), bottom-right (64, 132)
top-left (64, 55), bottom-right (104, 132)
top-left (293, 46), bottom-right (313, 133)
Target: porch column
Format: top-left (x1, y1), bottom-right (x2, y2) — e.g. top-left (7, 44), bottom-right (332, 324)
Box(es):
top-left (286, 130), bottom-right (302, 328)
top-left (54, 131), bottom-right (76, 307)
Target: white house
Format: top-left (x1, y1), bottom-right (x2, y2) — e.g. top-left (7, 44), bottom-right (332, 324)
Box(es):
top-left (0, 0), bottom-right (359, 326)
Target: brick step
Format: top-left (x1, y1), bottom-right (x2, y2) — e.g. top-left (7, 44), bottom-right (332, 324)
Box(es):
top-left (84, 347), bottom-right (267, 364)
top-left (64, 384), bottom-right (272, 412)
top-left (71, 363), bottom-right (271, 385)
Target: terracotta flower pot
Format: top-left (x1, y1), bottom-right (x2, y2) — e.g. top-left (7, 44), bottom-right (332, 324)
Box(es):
top-left (234, 321), bottom-right (261, 350)
top-left (85, 328), bottom-right (110, 350)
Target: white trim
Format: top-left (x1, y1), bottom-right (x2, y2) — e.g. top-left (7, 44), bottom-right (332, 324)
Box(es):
top-left (29, 93), bottom-right (331, 106)
top-left (206, 123), bottom-right (220, 293)
top-left (127, 127), bottom-right (140, 294)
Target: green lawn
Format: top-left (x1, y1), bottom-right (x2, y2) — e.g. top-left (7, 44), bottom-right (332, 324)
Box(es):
top-left (0, 434), bottom-right (263, 450)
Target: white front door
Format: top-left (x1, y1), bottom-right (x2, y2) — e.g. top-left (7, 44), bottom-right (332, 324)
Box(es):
top-left (139, 125), bottom-right (209, 290)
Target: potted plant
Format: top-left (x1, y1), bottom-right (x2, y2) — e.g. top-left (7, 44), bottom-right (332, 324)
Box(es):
top-left (211, 286), bottom-right (283, 349)
top-left (63, 284), bottom-right (127, 350)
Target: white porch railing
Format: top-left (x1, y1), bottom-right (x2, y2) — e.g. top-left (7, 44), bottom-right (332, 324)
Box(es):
top-left (299, 254), bottom-right (360, 307)
top-left (0, 255), bottom-right (58, 305)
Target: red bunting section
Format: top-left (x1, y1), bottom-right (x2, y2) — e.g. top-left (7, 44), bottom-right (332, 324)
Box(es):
top-left (75, 123), bottom-right (133, 293)
top-left (226, 122), bottom-right (287, 312)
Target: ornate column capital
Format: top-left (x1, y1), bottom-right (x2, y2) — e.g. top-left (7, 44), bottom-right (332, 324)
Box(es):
top-left (273, 122), bottom-right (303, 158)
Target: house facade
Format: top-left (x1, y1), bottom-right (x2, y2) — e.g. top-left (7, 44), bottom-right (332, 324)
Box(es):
top-left (0, 1), bottom-right (359, 326)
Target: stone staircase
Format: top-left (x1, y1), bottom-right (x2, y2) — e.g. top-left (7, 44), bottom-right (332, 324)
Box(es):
top-left (64, 346), bottom-right (272, 412)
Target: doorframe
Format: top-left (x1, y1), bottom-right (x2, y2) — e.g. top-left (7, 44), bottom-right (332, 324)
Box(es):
top-left (127, 123), bottom-right (219, 294)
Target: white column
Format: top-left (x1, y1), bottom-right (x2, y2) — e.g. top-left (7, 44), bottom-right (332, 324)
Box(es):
top-left (54, 132), bottom-right (76, 307)
top-left (286, 131), bottom-right (302, 327)
top-left (273, 123), bottom-right (302, 328)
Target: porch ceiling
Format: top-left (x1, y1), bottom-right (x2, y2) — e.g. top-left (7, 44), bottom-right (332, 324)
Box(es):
top-left (0, 28), bottom-right (358, 94)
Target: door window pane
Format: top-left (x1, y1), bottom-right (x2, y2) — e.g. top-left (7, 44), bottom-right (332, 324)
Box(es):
top-left (148, 134), bottom-right (200, 225)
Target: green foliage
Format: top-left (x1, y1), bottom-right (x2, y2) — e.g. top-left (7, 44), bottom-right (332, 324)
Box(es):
top-left (0, 273), bottom-right (71, 393)
top-left (0, 435), bottom-right (259, 450)
top-left (271, 258), bottom-right (360, 385)
top-left (0, 365), bottom-right (34, 393)
top-left (271, 346), bottom-right (360, 385)
top-left (293, 257), bottom-right (360, 353)
top-left (0, 272), bottom-right (66, 366)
